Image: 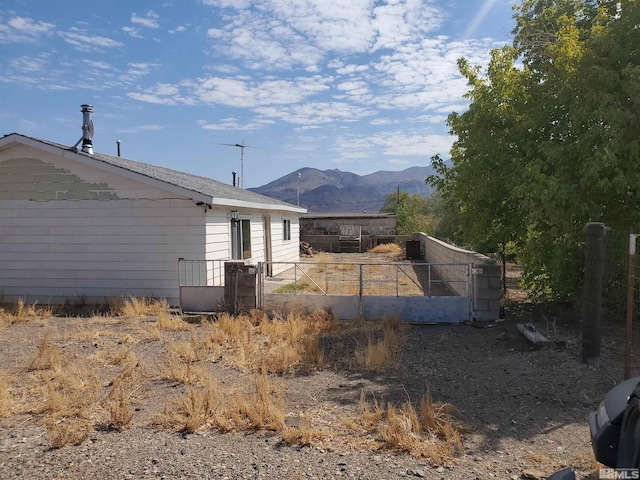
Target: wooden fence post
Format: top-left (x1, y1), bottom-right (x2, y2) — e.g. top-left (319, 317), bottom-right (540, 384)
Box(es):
top-left (582, 222), bottom-right (610, 363)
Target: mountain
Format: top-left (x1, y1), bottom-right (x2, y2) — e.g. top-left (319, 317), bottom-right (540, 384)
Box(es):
top-left (249, 166), bottom-right (437, 213)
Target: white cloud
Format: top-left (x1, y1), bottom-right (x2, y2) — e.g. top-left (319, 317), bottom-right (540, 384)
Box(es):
top-left (330, 129), bottom-right (454, 163)
top-left (388, 158), bottom-right (410, 166)
top-left (124, 11), bottom-right (160, 38)
top-left (255, 101), bottom-right (375, 125)
top-left (202, 0), bottom-right (251, 8)
top-left (127, 83), bottom-right (196, 105)
top-left (202, 0), bottom-right (447, 71)
top-left (122, 26), bottom-right (142, 39)
top-left (0, 17), bottom-right (54, 43)
top-left (410, 114), bottom-right (448, 124)
top-left (59, 31), bottom-right (123, 51)
top-left (116, 124), bottom-right (164, 134)
top-left (197, 117), bottom-right (275, 131)
top-left (370, 117), bottom-right (396, 126)
top-left (131, 11), bottom-right (160, 29)
top-left (82, 59), bottom-right (112, 69)
top-left (130, 75), bottom-right (332, 111)
top-left (169, 25), bottom-right (187, 34)
top-left (10, 56), bottom-right (48, 73)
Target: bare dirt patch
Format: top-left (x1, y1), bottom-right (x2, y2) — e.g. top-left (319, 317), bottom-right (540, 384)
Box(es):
top-left (0, 258), bottom-right (611, 479)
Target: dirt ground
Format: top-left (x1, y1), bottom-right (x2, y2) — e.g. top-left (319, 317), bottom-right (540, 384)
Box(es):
top-left (0, 252), bottom-right (614, 479)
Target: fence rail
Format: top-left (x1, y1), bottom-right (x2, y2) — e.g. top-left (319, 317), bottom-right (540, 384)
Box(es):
top-left (260, 261), bottom-right (468, 298)
top-left (178, 259), bottom-right (228, 287)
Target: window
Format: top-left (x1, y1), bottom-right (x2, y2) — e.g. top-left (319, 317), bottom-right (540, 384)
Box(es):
top-left (283, 219), bottom-right (291, 241)
top-left (231, 218), bottom-right (252, 259)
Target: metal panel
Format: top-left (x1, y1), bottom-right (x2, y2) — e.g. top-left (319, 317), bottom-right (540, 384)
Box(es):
top-left (362, 296), bottom-right (469, 324)
top-left (179, 286), bottom-right (225, 313)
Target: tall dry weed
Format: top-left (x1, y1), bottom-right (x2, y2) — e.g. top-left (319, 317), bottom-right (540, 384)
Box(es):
top-left (158, 370), bottom-right (285, 434)
top-left (103, 350), bottom-right (143, 430)
top-left (0, 373), bottom-right (11, 417)
top-left (358, 390), bottom-right (385, 433)
top-left (355, 319), bottom-right (405, 371)
top-left (419, 390), bottom-right (464, 455)
top-left (157, 373), bottom-right (221, 433)
top-left (117, 297), bottom-right (169, 317)
top-left (232, 371), bottom-right (285, 431)
top-left (46, 417), bottom-right (93, 449)
top-left (157, 311), bottom-right (189, 331)
top-left (44, 362), bottom-right (99, 448)
top-left (30, 335), bottom-right (62, 372)
top-left (44, 363), bottom-right (99, 417)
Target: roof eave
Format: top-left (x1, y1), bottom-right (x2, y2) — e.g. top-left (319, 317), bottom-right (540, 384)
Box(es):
top-left (210, 197), bottom-right (306, 213)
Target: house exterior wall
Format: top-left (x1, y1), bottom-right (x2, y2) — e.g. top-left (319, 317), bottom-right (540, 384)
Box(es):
top-left (203, 211), bottom-right (300, 278)
top-left (0, 145), bottom-right (206, 305)
top-left (0, 142), bottom-right (302, 305)
top-left (271, 214), bottom-right (300, 263)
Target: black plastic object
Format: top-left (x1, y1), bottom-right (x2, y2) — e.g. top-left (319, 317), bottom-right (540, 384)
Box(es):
top-left (590, 376), bottom-right (640, 467)
top-left (546, 468), bottom-right (576, 480)
top-left (405, 240), bottom-right (421, 259)
top-left (617, 382), bottom-right (640, 468)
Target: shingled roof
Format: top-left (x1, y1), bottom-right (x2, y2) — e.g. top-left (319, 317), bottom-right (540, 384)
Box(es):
top-left (0, 133), bottom-right (305, 212)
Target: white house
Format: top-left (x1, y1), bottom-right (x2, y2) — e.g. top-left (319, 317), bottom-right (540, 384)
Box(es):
top-left (0, 122), bottom-right (305, 305)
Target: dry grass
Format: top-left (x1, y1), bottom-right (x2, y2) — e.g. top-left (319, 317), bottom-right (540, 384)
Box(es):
top-left (313, 252), bottom-right (332, 264)
top-left (46, 417), bottom-right (93, 449)
top-left (0, 298), bottom-right (463, 460)
top-left (157, 370), bottom-right (285, 434)
top-left (104, 353), bottom-right (143, 431)
top-left (356, 389), bottom-right (464, 463)
top-left (370, 243), bottom-right (403, 258)
top-left (157, 311), bottom-right (190, 331)
top-left (355, 317), bottom-right (404, 371)
top-left (116, 297), bottom-right (169, 317)
top-left (30, 335), bottom-right (62, 372)
top-left (0, 373), bottom-right (11, 417)
top-left (43, 361), bottom-right (100, 448)
top-left (1, 299), bottom-right (53, 325)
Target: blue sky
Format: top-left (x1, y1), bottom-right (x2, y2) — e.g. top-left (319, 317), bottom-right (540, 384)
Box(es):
top-left (0, 0), bottom-right (515, 188)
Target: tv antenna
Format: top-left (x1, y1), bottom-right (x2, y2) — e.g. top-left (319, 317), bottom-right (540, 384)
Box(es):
top-left (218, 140), bottom-right (261, 189)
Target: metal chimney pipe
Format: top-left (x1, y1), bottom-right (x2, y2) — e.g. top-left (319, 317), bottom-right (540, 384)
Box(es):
top-left (232, 170), bottom-right (237, 187)
top-left (116, 139), bottom-right (121, 157)
top-left (80, 104), bottom-right (94, 154)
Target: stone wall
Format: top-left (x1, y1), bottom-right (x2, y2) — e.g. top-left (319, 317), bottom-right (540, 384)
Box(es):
top-left (418, 233), bottom-right (501, 321)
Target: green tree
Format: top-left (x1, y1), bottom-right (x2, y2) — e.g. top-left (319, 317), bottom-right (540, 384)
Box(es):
top-left (429, 0), bottom-right (640, 299)
top-left (380, 190), bottom-right (435, 235)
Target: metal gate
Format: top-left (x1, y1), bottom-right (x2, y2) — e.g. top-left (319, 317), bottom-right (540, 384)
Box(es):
top-left (257, 261), bottom-right (472, 323)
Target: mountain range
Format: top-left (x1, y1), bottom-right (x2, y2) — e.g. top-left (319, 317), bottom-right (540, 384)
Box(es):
top-left (249, 166), bottom-right (436, 213)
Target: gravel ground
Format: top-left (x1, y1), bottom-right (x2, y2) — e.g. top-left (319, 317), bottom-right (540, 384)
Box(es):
top-left (0, 254), bottom-right (614, 479)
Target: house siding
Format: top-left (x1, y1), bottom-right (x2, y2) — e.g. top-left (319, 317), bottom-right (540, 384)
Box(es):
top-left (0, 198), bottom-right (205, 304)
top-left (272, 214), bottom-right (300, 263)
top-left (0, 145), bottom-right (206, 305)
